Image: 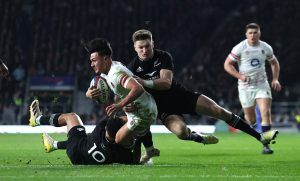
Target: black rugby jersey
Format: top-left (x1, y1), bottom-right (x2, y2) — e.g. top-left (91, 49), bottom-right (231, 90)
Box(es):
top-left (80, 120), bottom-right (134, 165)
top-left (128, 49), bottom-right (199, 114)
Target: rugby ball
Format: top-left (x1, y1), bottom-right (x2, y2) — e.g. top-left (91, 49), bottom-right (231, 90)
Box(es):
top-left (90, 75), bottom-right (109, 103)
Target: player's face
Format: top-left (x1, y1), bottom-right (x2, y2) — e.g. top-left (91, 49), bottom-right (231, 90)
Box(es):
top-left (246, 28), bottom-right (260, 45)
top-left (134, 39), bottom-right (154, 61)
top-left (90, 52), bottom-right (109, 74)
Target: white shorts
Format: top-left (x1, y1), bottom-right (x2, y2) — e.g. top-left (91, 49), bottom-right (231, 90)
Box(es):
top-left (125, 97), bottom-right (157, 136)
top-left (238, 83), bottom-right (272, 108)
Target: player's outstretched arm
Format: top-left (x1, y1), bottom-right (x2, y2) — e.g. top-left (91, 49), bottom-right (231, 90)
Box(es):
top-left (134, 68), bottom-right (172, 90)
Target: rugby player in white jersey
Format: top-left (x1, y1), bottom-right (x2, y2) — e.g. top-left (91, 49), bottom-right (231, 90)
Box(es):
top-left (87, 38), bottom-right (158, 152)
top-left (224, 23), bottom-right (282, 154)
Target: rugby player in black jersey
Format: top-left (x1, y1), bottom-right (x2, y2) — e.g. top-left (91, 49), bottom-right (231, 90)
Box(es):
top-left (126, 29), bottom-right (278, 157)
top-left (29, 99), bottom-right (141, 165)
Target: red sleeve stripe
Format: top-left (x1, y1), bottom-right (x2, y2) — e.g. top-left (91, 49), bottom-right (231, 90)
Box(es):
top-left (230, 52), bottom-right (240, 60)
top-left (119, 75), bottom-right (129, 87)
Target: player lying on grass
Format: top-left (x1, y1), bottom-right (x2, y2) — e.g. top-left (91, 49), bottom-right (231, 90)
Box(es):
top-left (29, 99), bottom-right (141, 165)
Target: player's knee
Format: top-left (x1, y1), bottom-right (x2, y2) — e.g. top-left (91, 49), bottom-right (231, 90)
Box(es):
top-left (172, 124), bottom-right (189, 139)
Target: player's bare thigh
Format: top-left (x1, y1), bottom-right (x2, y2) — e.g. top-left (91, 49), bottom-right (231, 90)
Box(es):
top-left (243, 106), bottom-right (256, 124)
top-left (256, 98), bottom-right (272, 124)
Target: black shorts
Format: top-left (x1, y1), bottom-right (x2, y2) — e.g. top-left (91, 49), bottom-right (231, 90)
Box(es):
top-left (154, 90), bottom-right (200, 122)
top-left (66, 125), bottom-right (88, 165)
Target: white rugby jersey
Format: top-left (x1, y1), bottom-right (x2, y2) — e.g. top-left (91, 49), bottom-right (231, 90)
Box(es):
top-left (228, 40), bottom-right (275, 88)
top-left (101, 61), bottom-right (157, 119)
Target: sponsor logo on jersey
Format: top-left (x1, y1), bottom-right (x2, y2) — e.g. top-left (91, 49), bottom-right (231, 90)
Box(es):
top-left (145, 71), bottom-right (157, 77)
top-left (136, 67), bottom-right (143, 72)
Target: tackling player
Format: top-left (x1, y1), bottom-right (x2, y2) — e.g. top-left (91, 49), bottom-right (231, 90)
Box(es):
top-left (224, 23), bottom-right (282, 154)
top-left (29, 99), bottom-right (141, 165)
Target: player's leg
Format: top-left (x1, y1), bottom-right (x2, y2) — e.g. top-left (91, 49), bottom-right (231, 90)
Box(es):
top-left (118, 116), bottom-right (160, 163)
top-left (243, 106), bottom-right (257, 127)
top-left (257, 98), bottom-right (274, 154)
top-left (195, 95), bottom-right (278, 145)
top-left (29, 100), bottom-right (83, 131)
top-left (162, 114), bottom-right (218, 144)
top-left (42, 133), bottom-right (67, 153)
top-left (114, 124), bottom-right (135, 148)
top-left (139, 130), bottom-right (160, 164)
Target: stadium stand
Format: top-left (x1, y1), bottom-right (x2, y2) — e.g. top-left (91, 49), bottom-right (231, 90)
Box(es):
top-left (0, 0), bottom-right (299, 129)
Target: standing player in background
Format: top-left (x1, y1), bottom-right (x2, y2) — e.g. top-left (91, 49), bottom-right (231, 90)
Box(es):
top-left (0, 59), bottom-right (9, 78)
top-left (224, 23), bottom-right (282, 154)
top-left (127, 29), bottom-right (278, 155)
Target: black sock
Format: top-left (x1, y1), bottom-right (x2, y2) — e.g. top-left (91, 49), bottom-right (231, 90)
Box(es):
top-left (261, 125), bottom-right (271, 133)
top-left (39, 113), bottom-right (61, 127)
top-left (141, 130), bottom-right (153, 148)
top-left (57, 141), bottom-right (67, 149)
top-left (186, 128), bottom-right (204, 142)
top-left (226, 114), bottom-right (261, 141)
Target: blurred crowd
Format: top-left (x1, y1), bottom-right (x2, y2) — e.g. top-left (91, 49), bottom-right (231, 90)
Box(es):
top-left (0, 0), bottom-right (299, 126)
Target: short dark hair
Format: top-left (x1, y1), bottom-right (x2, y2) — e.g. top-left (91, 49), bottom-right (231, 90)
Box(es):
top-left (106, 117), bottom-right (124, 138)
top-left (87, 38), bottom-right (113, 56)
top-left (246, 23), bottom-right (260, 32)
top-left (132, 29), bottom-right (153, 43)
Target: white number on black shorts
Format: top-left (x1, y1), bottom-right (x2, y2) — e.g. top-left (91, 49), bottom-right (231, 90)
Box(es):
top-left (87, 143), bottom-right (106, 163)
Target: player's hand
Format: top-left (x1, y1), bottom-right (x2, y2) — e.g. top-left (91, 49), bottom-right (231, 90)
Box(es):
top-left (133, 75), bottom-right (144, 85)
top-left (106, 103), bottom-right (122, 117)
top-left (123, 103), bottom-right (136, 112)
top-left (0, 61), bottom-right (9, 78)
top-left (271, 79), bottom-right (282, 92)
top-left (239, 74), bottom-right (250, 83)
top-left (86, 87), bottom-right (101, 100)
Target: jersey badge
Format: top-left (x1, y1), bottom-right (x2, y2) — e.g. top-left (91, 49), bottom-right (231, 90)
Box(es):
top-left (77, 127), bottom-right (85, 132)
top-left (136, 67), bottom-right (143, 72)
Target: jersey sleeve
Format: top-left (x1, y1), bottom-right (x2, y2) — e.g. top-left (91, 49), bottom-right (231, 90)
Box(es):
top-left (228, 43), bottom-right (242, 62)
top-left (161, 51), bottom-right (174, 71)
top-left (264, 42), bottom-right (275, 61)
top-left (114, 70), bottom-right (132, 88)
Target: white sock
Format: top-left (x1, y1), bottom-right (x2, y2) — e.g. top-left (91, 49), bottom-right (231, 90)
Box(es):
top-left (53, 141), bottom-right (58, 149)
top-left (36, 115), bottom-right (42, 125)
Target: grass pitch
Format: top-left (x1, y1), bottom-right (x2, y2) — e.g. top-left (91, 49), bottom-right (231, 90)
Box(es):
top-left (0, 132), bottom-right (299, 181)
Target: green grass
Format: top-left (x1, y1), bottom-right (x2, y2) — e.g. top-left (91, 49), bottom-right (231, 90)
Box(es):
top-left (0, 132), bottom-right (299, 181)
